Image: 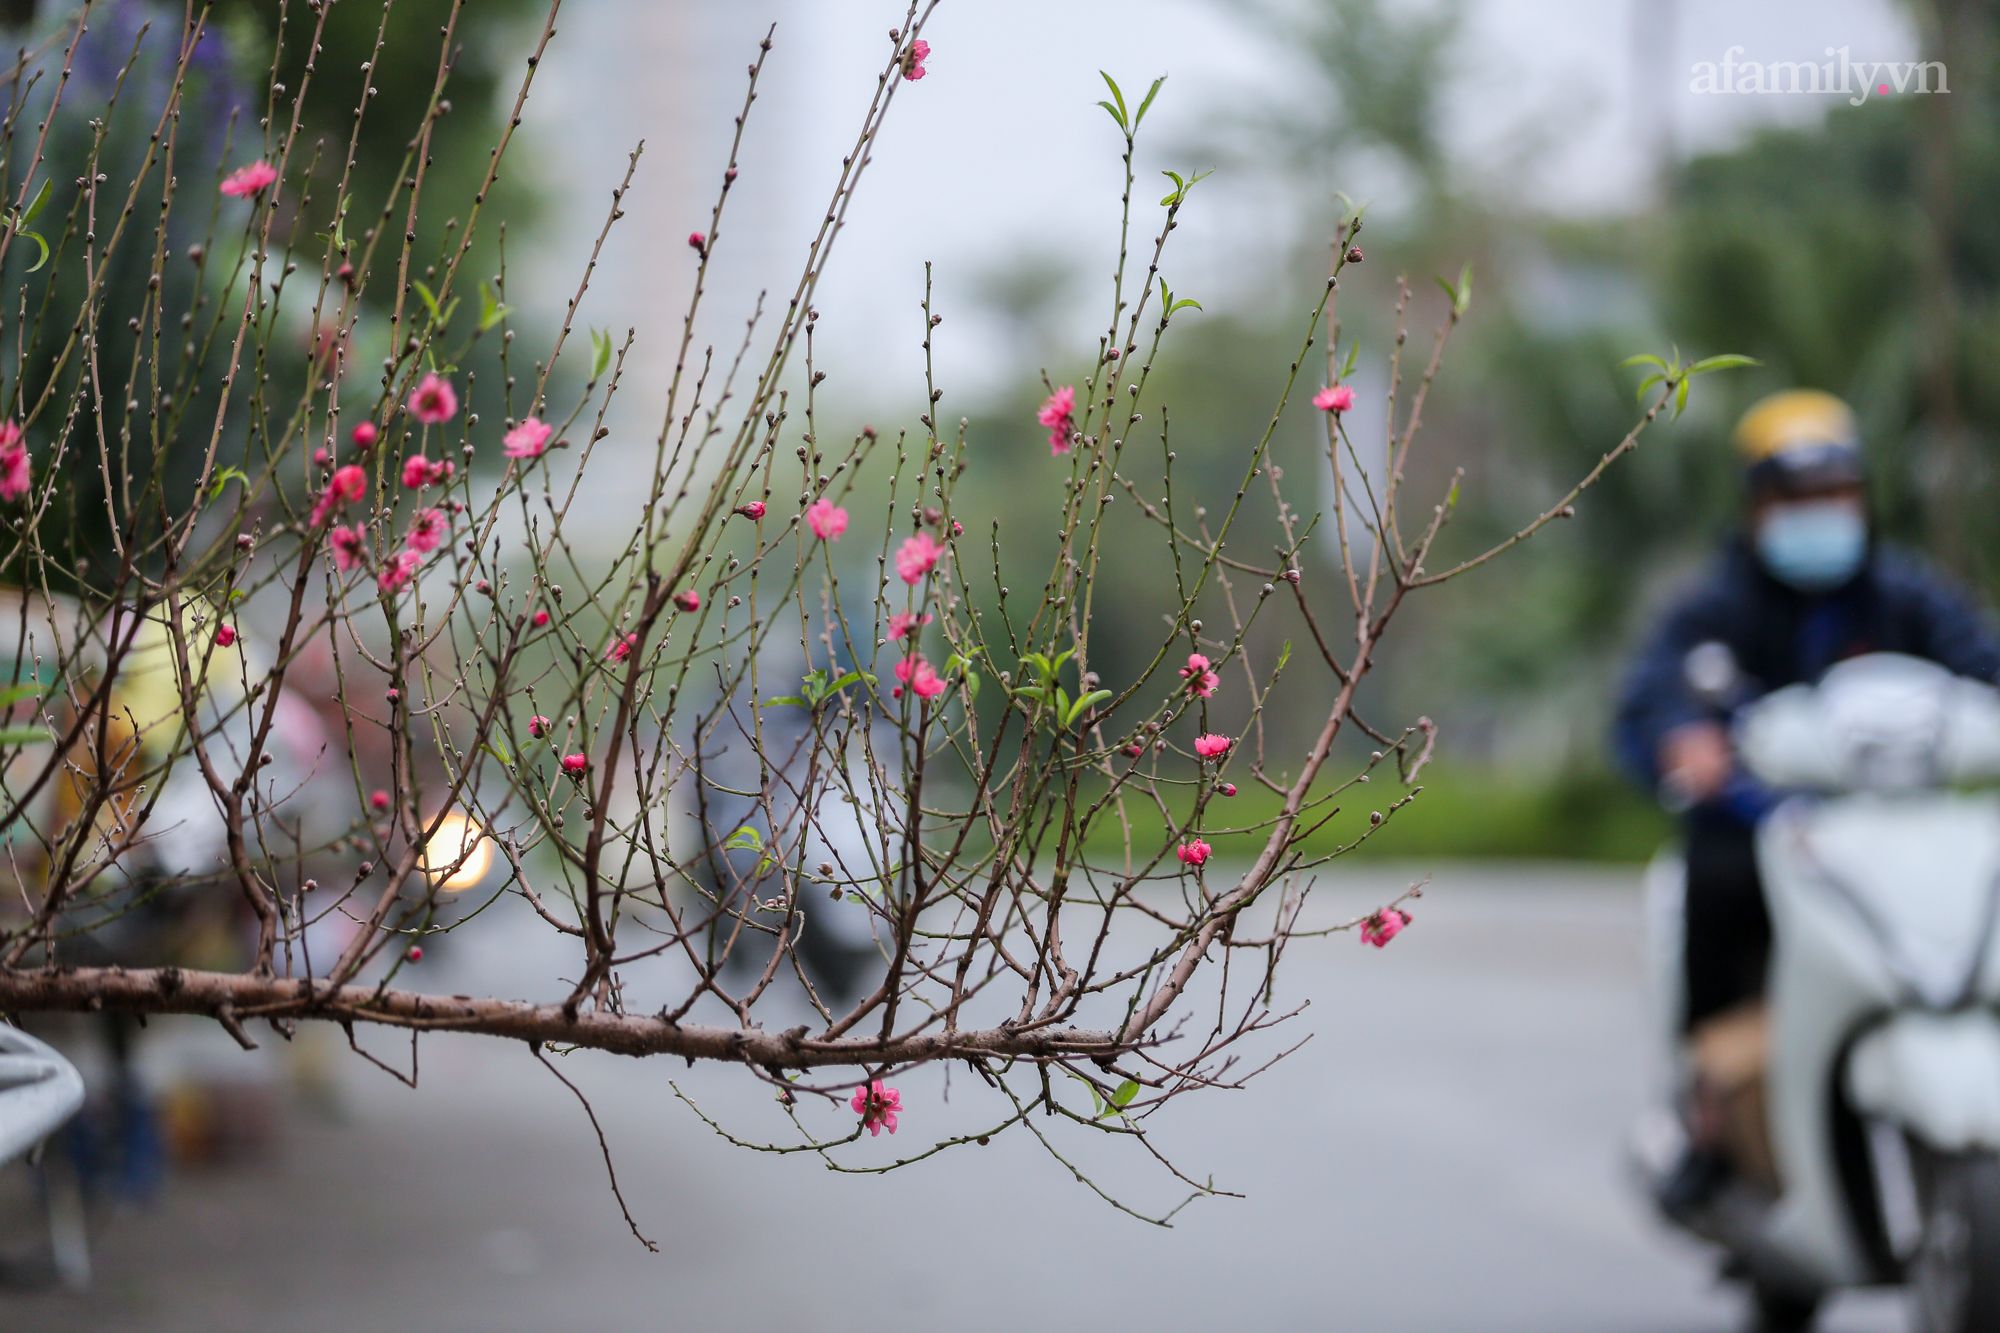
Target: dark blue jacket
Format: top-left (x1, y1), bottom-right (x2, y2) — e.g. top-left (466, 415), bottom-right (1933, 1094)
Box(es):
top-left (1613, 539), bottom-right (2000, 792)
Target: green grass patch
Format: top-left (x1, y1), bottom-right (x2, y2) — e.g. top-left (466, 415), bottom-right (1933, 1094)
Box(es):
top-left (1070, 762), bottom-right (1669, 865)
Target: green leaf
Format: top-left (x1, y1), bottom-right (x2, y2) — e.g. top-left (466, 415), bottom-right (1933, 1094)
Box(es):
top-left (1446, 478), bottom-right (1461, 509)
top-left (1452, 262), bottom-right (1472, 315)
top-left (478, 281), bottom-right (510, 333)
top-left (1619, 353), bottom-right (1668, 371)
top-left (1065, 688), bottom-right (1112, 728)
top-left (0, 726), bottom-right (50, 745)
top-left (1098, 70), bottom-right (1128, 125)
top-left (761, 695), bottom-right (807, 709)
top-left (1158, 169), bottom-right (1185, 206)
top-left (1276, 640), bottom-right (1292, 672)
top-left (19, 177), bottom-right (51, 225)
top-left (590, 328), bottom-right (612, 382)
top-left (481, 740), bottom-right (512, 768)
top-left (1432, 273), bottom-right (1458, 308)
top-left (1096, 1077), bottom-right (1140, 1120)
top-left (962, 670), bottom-right (979, 702)
top-left (1687, 353), bottom-right (1761, 377)
top-left (1634, 372), bottom-right (1665, 403)
top-left (1674, 377), bottom-right (1690, 417)
top-left (209, 466), bottom-right (249, 502)
top-left (1133, 75), bottom-right (1166, 129)
top-left (0, 681), bottom-right (40, 707)
top-left (723, 825), bottom-right (764, 853)
top-left (19, 230), bottom-right (46, 273)
top-left (1068, 1071), bottom-right (1104, 1116)
top-left (1168, 297), bottom-right (1202, 315)
top-left (412, 280), bottom-right (443, 323)
top-left (1341, 340), bottom-right (1360, 378)
top-left (1053, 685), bottom-right (1071, 723)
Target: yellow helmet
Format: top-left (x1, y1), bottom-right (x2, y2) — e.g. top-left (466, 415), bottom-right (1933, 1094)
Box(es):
top-left (1732, 389), bottom-right (1864, 494)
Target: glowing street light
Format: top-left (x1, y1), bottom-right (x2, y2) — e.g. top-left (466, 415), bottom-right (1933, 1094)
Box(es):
top-left (422, 811), bottom-right (493, 892)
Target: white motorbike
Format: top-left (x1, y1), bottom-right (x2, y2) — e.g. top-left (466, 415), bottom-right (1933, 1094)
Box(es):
top-left (1640, 652), bottom-right (2000, 1332)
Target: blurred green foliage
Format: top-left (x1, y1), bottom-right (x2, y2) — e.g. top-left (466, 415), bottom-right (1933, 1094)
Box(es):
top-left (938, 0), bottom-right (1996, 859)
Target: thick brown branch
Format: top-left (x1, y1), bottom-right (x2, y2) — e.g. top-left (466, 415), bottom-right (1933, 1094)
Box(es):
top-left (0, 966), bottom-right (1128, 1068)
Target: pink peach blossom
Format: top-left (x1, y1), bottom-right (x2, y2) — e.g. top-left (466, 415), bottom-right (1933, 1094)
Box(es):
top-left (369, 789), bottom-right (390, 812)
top-left (528, 715), bottom-right (551, 739)
top-left (901, 37), bottom-right (931, 81)
top-left (1194, 733), bottom-right (1231, 760)
top-left (1360, 907), bottom-right (1410, 948)
top-left (1313, 385), bottom-right (1355, 413)
top-left (219, 160), bottom-right (278, 198)
top-left (1179, 652), bottom-right (1219, 699)
top-left (214, 624), bottom-right (237, 648)
top-left (673, 589), bottom-right (701, 613)
top-left (310, 464), bottom-right (369, 526)
top-left (895, 654), bottom-right (946, 701)
top-left (401, 454), bottom-right (451, 490)
top-left (0, 420), bottom-right (28, 501)
top-left (887, 610), bottom-right (932, 641)
top-left (351, 421), bottom-right (379, 449)
top-left (1038, 385), bottom-right (1076, 455)
top-left (1036, 385), bottom-right (1075, 427)
top-left (407, 372), bottom-right (458, 425)
top-left (851, 1079), bottom-right (901, 1136)
top-left (503, 416), bottom-right (552, 459)
top-left (735, 501), bottom-right (767, 520)
top-left (1177, 838), bottom-right (1212, 867)
top-left (806, 498), bottom-right (848, 541)
top-left (894, 531), bottom-right (944, 585)
top-left (405, 507), bottom-right (448, 554)
top-left (910, 660), bottom-right (947, 700)
top-left (376, 548), bottom-right (421, 594)
top-left (532, 608), bottom-right (552, 628)
top-left (329, 525), bottom-right (366, 572)
top-left (606, 631), bottom-right (639, 663)
top-left (560, 752), bottom-right (589, 776)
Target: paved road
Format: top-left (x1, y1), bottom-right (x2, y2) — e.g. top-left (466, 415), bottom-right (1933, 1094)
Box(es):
top-left (2, 864), bottom-right (1906, 1332)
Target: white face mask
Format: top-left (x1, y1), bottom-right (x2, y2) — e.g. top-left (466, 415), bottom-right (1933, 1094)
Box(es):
top-left (1755, 499), bottom-right (1867, 592)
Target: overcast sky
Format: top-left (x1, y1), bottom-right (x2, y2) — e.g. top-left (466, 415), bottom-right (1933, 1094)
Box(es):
top-left (514, 0), bottom-right (1919, 524)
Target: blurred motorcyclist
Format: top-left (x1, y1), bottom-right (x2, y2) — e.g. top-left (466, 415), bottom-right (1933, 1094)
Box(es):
top-left (1612, 389), bottom-right (2000, 1201)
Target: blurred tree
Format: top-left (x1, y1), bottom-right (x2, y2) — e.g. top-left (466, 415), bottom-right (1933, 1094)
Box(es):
top-left (0, 0), bottom-right (546, 590)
